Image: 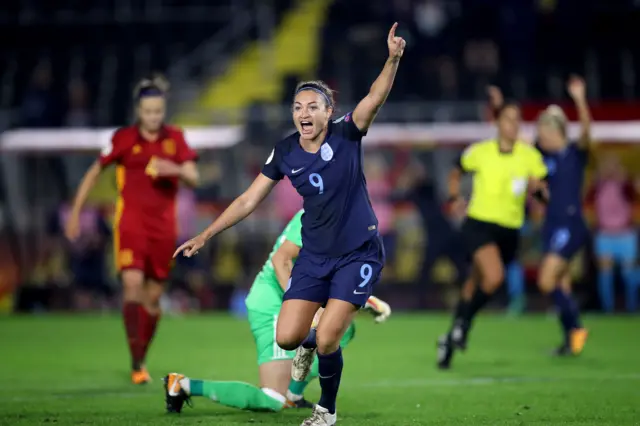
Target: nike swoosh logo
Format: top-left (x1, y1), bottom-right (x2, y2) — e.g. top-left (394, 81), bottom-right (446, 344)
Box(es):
top-left (353, 290), bottom-right (368, 295)
top-left (292, 168), bottom-right (304, 174)
top-left (319, 374), bottom-right (335, 379)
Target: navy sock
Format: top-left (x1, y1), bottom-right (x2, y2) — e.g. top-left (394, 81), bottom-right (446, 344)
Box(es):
top-left (551, 288), bottom-right (581, 336)
top-left (317, 347), bottom-right (343, 414)
top-left (301, 328), bottom-right (317, 349)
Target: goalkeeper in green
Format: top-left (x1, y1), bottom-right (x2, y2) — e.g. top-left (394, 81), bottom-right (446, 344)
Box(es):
top-left (164, 209), bottom-right (391, 413)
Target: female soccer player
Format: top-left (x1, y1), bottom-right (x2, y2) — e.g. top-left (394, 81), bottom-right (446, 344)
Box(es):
top-left (164, 209), bottom-right (391, 414)
top-left (175, 22), bottom-right (405, 426)
top-left (535, 77), bottom-right (591, 354)
top-left (65, 74), bottom-right (199, 384)
top-left (488, 78), bottom-right (591, 355)
top-left (437, 100), bottom-right (548, 369)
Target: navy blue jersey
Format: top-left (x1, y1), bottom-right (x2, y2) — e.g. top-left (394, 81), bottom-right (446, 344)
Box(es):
top-left (536, 142), bottom-right (588, 222)
top-left (261, 112), bottom-right (378, 257)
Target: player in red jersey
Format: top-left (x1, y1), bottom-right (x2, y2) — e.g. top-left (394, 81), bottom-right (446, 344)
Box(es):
top-left (65, 74), bottom-right (199, 384)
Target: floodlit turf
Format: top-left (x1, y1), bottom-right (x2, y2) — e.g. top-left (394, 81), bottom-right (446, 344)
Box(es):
top-left (0, 313), bottom-right (639, 425)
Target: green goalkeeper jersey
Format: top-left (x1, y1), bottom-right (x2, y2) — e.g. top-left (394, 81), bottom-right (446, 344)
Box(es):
top-left (245, 210), bottom-right (303, 313)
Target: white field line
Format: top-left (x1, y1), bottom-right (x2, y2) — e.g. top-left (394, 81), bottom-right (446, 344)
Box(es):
top-left (3, 373), bottom-right (640, 402)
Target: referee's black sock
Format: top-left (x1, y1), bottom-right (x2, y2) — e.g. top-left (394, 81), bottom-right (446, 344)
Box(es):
top-left (463, 287), bottom-right (492, 325)
top-left (453, 298), bottom-right (469, 323)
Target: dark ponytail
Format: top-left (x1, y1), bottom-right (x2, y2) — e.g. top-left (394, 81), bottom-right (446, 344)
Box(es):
top-left (493, 100), bottom-right (520, 120)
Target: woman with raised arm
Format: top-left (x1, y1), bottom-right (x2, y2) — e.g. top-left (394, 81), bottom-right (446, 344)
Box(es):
top-left (175, 23), bottom-right (405, 426)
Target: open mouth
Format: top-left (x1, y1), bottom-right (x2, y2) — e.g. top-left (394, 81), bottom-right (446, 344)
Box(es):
top-left (300, 121), bottom-right (313, 134)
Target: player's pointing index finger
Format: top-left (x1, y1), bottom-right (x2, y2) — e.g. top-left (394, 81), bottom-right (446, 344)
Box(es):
top-left (388, 22), bottom-right (398, 42)
top-left (173, 243), bottom-right (188, 258)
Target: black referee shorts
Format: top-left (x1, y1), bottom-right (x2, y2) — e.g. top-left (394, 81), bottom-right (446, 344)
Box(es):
top-left (461, 218), bottom-right (519, 265)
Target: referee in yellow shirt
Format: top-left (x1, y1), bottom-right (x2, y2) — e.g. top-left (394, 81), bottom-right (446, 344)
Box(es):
top-left (437, 101), bottom-right (548, 369)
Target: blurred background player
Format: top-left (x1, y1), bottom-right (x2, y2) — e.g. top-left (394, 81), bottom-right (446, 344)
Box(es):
top-left (175, 23), bottom-right (405, 426)
top-left (438, 101), bottom-right (547, 369)
top-left (164, 209), bottom-right (391, 414)
top-left (488, 77), bottom-right (592, 355)
top-left (534, 77), bottom-right (591, 355)
top-left (587, 154), bottom-right (639, 312)
top-left (65, 74), bottom-right (199, 384)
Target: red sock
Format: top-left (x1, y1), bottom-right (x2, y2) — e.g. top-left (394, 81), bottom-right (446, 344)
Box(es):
top-left (139, 308), bottom-right (161, 364)
top-left (123, 302), bottom-right (145, 371)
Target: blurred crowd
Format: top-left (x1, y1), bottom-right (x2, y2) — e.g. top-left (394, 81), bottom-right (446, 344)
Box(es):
top-left (3, 0), bottom-right (640, 314)
top-left (10, 141), bottom-right (640, 316)
top-left (3, 1), bottom-right (640, 128)
top-left (318, 0), bottom-right (640, 108)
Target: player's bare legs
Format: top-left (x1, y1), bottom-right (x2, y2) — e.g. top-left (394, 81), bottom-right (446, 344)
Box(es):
top-left (461, 273), bottom-right (476, 302)
top-left (259, 360), bottom-right (295, 396)
top-left (475, 244), bottom-right (505, 294)
top-left (439, 245), bottom-right (503, 369)
top-left (538, 254), bottom-right (587, 355)
top-left (121, 269), bottom-right (151, 384)
top-left (316, 300), bottom-right (358, 354)
top-left (276, 299), bottom-right (322, 350)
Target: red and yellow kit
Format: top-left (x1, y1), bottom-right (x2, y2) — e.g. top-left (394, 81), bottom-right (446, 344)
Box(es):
top-left (99, 125), bottom-right (197, 280)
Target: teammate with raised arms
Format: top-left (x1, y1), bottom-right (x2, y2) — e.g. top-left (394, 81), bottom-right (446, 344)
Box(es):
top-left (175, 23), bottom-right (406, 426)
top-left (533, 77), bottom-right (592, 354)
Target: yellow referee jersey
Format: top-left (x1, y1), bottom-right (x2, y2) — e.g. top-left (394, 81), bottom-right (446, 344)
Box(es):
top-left (460, 139), bottom-right (547, 229)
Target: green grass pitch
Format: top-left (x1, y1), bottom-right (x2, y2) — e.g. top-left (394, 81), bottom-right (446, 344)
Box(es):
top-left (1, 314), bottom-right (639, 425)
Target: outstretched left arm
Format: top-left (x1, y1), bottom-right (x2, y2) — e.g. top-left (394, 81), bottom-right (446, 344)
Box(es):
top-left (352, 22), bottom-right (406, 133)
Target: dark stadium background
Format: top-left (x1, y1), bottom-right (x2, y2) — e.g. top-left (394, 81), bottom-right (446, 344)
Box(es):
top-left (1, 2), bottom-right (640, 426)
top-left (1, 0), bottom-right (640, 316)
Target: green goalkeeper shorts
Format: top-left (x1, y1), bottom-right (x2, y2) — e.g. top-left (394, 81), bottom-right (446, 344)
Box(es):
top-left (247, 309), bottom-right (356, 366)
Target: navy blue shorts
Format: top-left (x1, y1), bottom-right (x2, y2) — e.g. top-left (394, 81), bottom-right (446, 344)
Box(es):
top-left (284, 235), bottom-right (385, 307)
top-left (542, 220), bottom-right (589, 260)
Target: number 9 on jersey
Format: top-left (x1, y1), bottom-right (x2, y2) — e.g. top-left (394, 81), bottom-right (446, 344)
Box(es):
top-left (309, 173), bottom-right (324, 195)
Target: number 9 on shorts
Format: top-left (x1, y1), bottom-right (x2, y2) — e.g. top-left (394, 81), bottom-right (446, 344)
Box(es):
top-left (330, 260), bottom-right (383, 307)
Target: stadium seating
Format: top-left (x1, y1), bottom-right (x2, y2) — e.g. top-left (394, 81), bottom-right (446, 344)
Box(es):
top-left (0, 0), bottom-right (294, 127)
top-left (175, 0), bottom-right (332, 126)
top-left (316, 0), bottom-right (640, 105)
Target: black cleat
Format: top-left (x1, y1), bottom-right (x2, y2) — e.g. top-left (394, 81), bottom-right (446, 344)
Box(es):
top-left (552, 343), bottom-right (572, 357)
top-left (287, 398), bottom-right (315, 409)
top-left (450, 320), bottom-right (469, 351)
top-left (437, 333), bottom-right (455, 369)
top-left (163, 373), bottom-right (192, 414)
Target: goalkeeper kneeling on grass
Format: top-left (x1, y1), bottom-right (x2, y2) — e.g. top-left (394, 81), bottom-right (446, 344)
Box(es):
top-left (164, 209), bottom-right (391, 413)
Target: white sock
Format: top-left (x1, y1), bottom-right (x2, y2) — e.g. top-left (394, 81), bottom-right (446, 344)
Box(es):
top-left (286, 390), bottom-right (303, 402)
top-left (179, 377), bottom-right (191, 394)
top-left (262, 388), bottom-right (287, 406)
